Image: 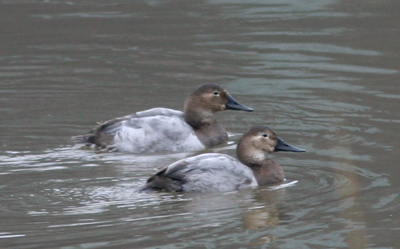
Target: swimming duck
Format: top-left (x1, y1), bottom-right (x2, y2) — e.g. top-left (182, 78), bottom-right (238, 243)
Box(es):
top-left (139, 125), bottom-right (305, 192)
top-left (72, 83), bottom-right (253, 153)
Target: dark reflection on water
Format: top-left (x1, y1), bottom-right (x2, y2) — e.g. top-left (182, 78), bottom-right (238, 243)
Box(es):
top-left (1, 0), bottom-right (400, 248)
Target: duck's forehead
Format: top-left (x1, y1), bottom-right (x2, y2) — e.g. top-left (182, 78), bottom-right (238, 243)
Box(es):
top-left (203, 83), bottom-right (223, 90)
top-left (256, 129), bottom-right (270, 135)
top-left (207, 85), bottom-right (224, 92)
top-left (249, 126), bottom-right (274, 135)
top-left (251, 128), bottom-right (270, 135)
top-left (192, 84), bottom-right (221, 95)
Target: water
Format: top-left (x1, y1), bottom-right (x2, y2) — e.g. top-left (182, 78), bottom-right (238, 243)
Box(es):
top-left (1, 0), bottom-right (399, 248)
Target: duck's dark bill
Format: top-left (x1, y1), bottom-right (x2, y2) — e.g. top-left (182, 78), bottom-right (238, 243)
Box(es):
top-left (275, 138), bottom-right (305, 152)
top-left (225, 94), bottom-right (254, 112)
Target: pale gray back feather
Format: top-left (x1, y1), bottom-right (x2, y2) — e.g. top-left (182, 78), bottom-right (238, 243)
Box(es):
top-left (162, 153), bottom-right (257, 192)
top-left (101, 108), bottom-right (204, 153)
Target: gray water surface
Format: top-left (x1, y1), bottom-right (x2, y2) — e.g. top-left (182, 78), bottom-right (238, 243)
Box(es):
top-left (1, 0), bottom-right (399, 248)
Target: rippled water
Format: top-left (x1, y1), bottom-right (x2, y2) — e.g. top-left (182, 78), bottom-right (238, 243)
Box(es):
top-left (1, 0), bottom-right (399, 248)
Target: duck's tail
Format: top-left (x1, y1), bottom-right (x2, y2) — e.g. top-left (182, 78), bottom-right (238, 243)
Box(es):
top-left (136, 176), bottom-right (183, 192)
top-left (71, 133), bottom-right (96, 145)
top-left (135, 183), bottom-right (159, 193)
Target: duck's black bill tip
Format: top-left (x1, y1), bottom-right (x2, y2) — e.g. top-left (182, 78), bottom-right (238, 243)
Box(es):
top-left (227, 105), bottom-right (254, 112)
top-left (275, 138), bottom-right (305, 153)
top-left (226, 94), bottom-right (254, 112)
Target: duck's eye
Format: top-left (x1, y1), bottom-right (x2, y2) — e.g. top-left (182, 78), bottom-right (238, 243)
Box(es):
top-left (262, 133), bottom-right (269, 138)
top-left (213, 91), bottom-right (219, 96)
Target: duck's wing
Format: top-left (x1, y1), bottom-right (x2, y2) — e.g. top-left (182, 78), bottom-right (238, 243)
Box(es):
top-left (100, 108), bottom-right (185, 133)
top-left (110, 108), bottom-right (203, 152)
top-left (73, 108), bottom-right (204, 153)
top-left (142, 153), bottom-right (257, 192)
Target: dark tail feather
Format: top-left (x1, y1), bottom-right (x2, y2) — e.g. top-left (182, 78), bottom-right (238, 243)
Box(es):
top-left (136, 176), bottom-right (183, 192)
top-left (71, 133), bottom-right (96, 145)
top-left (71, 135), bottom-right (86, 144)
top-left (136, 183), bottom-right (160, 192)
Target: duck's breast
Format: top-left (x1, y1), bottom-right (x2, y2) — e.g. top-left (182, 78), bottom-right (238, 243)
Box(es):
top-left (107, 108), bottom-right (205, 153)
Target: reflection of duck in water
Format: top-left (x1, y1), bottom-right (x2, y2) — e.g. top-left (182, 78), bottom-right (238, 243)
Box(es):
top-left (72, 83), bottom-right (253, 153)
top-left (139, 125), bottom-right (305, 192)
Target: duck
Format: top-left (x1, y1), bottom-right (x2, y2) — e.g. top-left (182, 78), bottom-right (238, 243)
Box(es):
top-left (138, 125), bottom-right (305, 192)
top-left (72, 83), bottom-right (253, 153)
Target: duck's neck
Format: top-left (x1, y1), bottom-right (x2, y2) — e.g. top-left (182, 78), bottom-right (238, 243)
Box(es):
top-left (184, 106), bottom-right (214, 129)
top-left (184, 103), bottom-right (227, 147)
top-left (237, 151), bottom-right (284, 186)
top-left (250, 159), bottom-right (284, 186)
